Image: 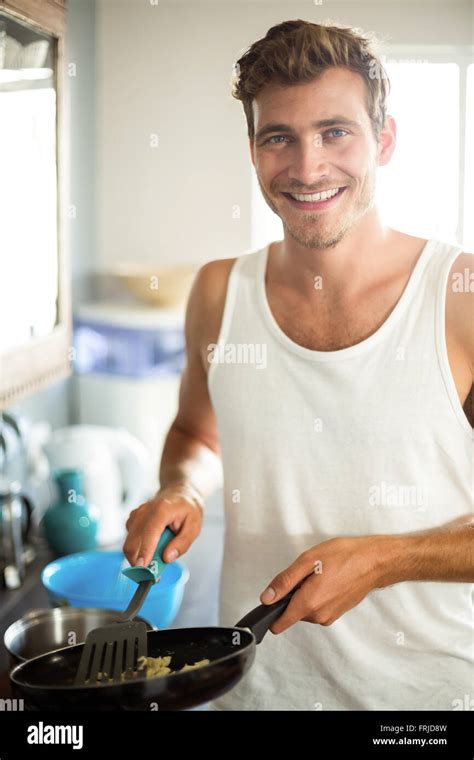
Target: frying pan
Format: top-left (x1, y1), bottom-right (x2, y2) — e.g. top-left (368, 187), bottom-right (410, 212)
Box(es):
top-left (9, 591), bottom-right (295, 711)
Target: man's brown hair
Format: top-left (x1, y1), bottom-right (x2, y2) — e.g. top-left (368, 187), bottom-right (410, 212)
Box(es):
top-left (232, 19), bottom-right (390, 141)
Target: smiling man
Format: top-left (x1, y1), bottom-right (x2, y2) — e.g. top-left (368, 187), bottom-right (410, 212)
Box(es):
top-left (124, 20), bottom-right (473, 710)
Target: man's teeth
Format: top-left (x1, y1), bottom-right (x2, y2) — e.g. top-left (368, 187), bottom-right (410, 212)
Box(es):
top-left (289, 188), bottom-right (341, 202)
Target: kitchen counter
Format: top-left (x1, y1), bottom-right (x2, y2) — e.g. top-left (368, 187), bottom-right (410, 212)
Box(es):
top-left (0, 490), bottom-right (225, 705)
top-left (0, 668), bottom-right (12, 699)
top-left (0, 539), bottom-right (52, 624)
top-left (0, 538), bottom-right (53, 699)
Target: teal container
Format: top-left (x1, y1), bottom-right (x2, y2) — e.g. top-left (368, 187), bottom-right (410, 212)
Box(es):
top-left (41, 468), bottom-right (98, 557)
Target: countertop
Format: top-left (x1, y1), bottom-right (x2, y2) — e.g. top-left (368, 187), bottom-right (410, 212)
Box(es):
top-left (0, 670), bottom-right (11, 700)
top-left (0, 490), bottom-right (225, 703)
top-left (0, 539), bottom-right (52, 625)
top-left (0, 538), bottom-right (53, 699)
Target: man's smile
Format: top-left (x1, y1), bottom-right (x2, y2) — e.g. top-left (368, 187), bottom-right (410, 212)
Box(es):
top-left (280, 185), bottom-right (348, 211)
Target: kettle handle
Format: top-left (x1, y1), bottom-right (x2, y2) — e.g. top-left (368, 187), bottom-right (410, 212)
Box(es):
top-left (0, 485), bottom-right (35, 587)
top-left (19, 489), bottom-right (35, 542)
top-left (106, 428), bottom-right (153, 511)
top-left (0, 484), bottom-right (35, 541)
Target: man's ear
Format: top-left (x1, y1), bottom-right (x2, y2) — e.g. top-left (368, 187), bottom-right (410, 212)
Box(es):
top-left (378, 115), bottom-right (396, 167)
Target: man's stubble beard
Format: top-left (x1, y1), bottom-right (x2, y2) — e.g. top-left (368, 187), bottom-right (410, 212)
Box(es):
top-left (257, 168), bottom-right (377, 250)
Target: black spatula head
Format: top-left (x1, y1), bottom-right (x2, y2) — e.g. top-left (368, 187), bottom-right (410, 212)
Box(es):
top-left (74, 620), bottom-right (148, 685)
top-left (74, 579), bottom-right (154, 685)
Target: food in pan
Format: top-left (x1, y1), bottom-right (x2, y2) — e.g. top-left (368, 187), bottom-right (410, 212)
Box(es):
top-left (93, 655), bottom-right (210, 682)
top-left (179, 659), bottom-right (210, 673)
top-left (137, 655), bottom-right (210, 678)
top-left (137, 655), bottom-right (172, 677)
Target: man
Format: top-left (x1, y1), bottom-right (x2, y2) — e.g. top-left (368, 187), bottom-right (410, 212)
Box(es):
top-left (124, 20), bottom-right (473, 710)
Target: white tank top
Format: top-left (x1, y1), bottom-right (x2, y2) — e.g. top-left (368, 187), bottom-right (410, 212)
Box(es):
top-left (208, 238), bottom-right (473, 711)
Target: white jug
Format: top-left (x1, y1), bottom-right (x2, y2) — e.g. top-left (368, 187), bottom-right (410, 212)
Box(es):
top-left (43, 425), bottom-right (154, 546)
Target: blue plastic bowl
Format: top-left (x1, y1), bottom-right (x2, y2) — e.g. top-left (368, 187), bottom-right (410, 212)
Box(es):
top-left (41, 551), bottom-right (189, 629)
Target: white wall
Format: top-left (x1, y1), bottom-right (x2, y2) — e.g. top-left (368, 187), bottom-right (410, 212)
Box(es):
top-left (69, 0), bottom-right (97, 310)
top-left (95, 0), bottom-right (473, 269)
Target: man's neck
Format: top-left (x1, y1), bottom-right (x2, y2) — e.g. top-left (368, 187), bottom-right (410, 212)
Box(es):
top-left (274, 208), bottom-right (396, 300)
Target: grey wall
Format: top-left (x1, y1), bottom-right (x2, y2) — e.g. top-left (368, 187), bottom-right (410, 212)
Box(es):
top-left (69, 0), bottom-right (97, 312)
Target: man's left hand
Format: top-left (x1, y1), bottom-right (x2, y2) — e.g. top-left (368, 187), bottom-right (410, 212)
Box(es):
top-left (260, 536), bottom-right (385, 634)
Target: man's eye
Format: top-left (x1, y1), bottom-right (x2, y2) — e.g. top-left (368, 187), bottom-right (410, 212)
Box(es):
top-left (265, 135), bottom-right (289, 144)
top-left (326, 129), bottom-right (348, 139)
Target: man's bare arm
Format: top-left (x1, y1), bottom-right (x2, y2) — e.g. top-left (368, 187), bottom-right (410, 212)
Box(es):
top-left (157, 271), bottom-right (221, 501)
top-left (259, 514), bottom-right (474, 633)
top-left (158, 259), bottom-right (235, 500)
top-left (124, 259), bottom-right (233, 568)
top-left (375, 513), bottom-right (474, 586)
top-left (157, 425), bottom-right (222, 507)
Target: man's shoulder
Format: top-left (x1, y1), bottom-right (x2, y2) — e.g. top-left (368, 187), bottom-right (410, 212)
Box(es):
top-left (184, 255), bottom-right (242, 362)
top-left (445, 251), bottom-right (473, 425)
top-left (445, 251), bottom-right (473, 356)
top-left (188, 258), bottom-right (237, 332)
top-left (195, 257), bottom-right (238, 294)
top-left (195, 245), bottom-right (266, 286)
top-left (446, 250), bottom-right (474, 280)
top-left (191, 244), bottom-right (268, 312)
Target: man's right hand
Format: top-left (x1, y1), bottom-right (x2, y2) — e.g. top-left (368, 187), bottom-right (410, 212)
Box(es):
top-left (122, 260), bottom-right (228, 570)
top-left (123, 483), bottom-right (204, 568)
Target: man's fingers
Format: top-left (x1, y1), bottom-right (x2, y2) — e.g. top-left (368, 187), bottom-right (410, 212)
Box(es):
top-left (123, 490), bottom-right (203, 569)
top-left (123, 512), bottom-right (148, 565)
top-left (135, 515), bottom-right (171, 567)
top-left (260, 551), bottom-right (316, 604)
top-left (135, 510), bottom-right (202, 566)
top-left (163, 512), bottom-right (202, 561)
top-left (270, 581), bottom-right (315, 634)
top-left (123, 537), bottom-right (140, 566)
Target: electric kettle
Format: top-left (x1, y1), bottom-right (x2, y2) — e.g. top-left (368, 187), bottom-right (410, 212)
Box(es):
top-left (43, 425), bottom-right (154, 546)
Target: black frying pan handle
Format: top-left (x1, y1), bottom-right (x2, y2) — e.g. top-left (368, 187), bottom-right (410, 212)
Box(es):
top-left (235, 589), bottom-right (297, 644)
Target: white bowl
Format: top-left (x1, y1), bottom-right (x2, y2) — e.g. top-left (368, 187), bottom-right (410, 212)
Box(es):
top-left (112, 263), bottom-right (198, 307)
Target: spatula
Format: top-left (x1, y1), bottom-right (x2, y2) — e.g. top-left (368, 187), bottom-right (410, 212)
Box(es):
top-left (74, 527), bottom-right (174, 685)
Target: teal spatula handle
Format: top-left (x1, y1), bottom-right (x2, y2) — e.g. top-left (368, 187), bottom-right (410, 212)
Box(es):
top-left (122, 527), bottom-right (175, 584)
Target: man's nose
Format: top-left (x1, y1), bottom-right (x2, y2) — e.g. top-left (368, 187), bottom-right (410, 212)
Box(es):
top-left (287, 136), bottom-right (329, 188)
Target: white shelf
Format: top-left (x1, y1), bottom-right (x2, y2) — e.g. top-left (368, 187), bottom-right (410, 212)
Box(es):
top-left (74, 301), bottom-right (185, 329)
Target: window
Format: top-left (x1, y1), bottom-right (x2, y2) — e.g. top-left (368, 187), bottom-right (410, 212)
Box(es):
top-left (378, 62), bottom-right (459, 243)
top-left (463, 64), bottom-right (474, 250)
